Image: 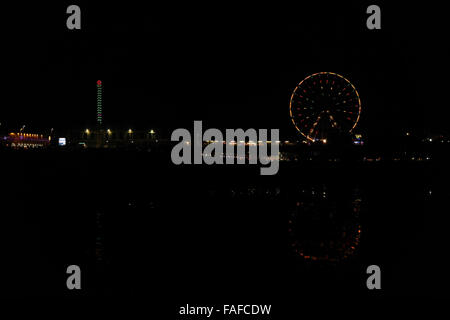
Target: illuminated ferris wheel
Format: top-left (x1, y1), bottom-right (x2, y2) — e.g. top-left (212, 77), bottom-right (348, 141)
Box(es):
top-left (289, 72), bottom-right (361, 142)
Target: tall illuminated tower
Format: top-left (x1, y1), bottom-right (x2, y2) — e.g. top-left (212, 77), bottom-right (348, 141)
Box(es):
top-left (97, 80), bottom-right (103, 126)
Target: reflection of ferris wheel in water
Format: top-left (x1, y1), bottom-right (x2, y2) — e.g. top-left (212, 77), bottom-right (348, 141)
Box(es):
top-left (289, 72), bottom-right (361, 142)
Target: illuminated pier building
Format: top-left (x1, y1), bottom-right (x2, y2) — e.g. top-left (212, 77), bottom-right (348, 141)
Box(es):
top-left (2, 132), bottom-right (50, 149)
top-left (79, 128), bottom-right (158, 149)
top-left (73, 80), bottom-right (160, 148)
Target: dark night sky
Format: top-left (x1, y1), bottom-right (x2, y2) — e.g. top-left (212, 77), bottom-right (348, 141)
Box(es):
top-left (2, 2), bottom-right (448, 138)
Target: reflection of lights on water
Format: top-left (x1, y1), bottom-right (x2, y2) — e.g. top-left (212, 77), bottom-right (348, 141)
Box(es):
top-left (288, 185), bottom-right (362, 263)
top-left (95, 211), bottom-right (105, 263)
top-left (229, 186), bottom-right (281, 200)
top-left (290, 224), bottom-right (362, 263)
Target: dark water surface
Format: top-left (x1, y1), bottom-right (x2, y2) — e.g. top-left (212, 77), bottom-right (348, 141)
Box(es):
top-left (1, 149), bottom-right (445, 298)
